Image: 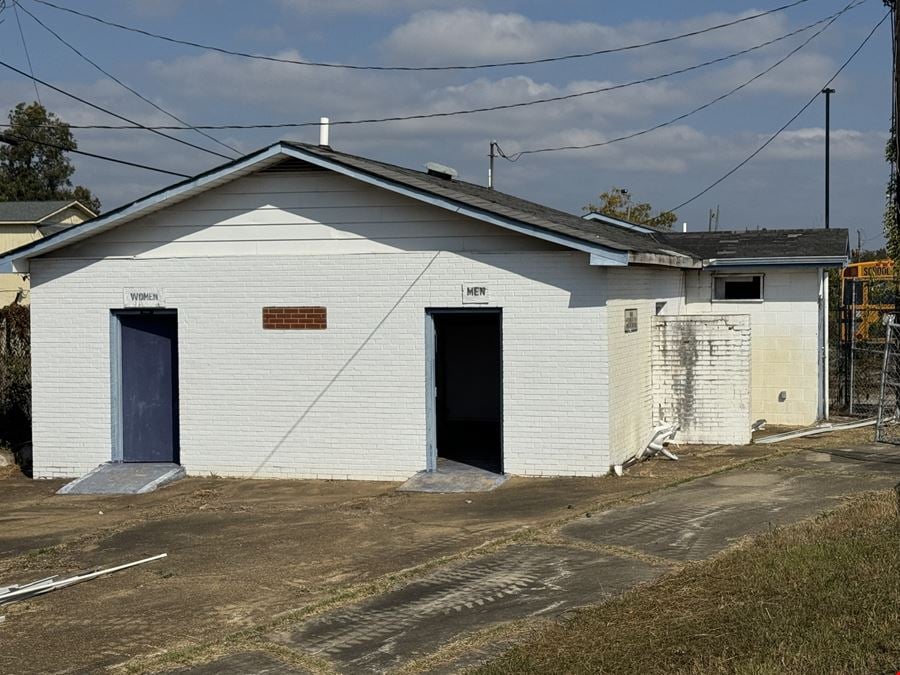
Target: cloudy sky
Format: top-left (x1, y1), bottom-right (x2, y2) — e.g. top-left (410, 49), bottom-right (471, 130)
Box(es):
top-left (0, 0), bottom-right (892, 246)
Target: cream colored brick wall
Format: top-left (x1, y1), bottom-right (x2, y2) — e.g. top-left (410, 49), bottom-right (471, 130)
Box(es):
top-left (652, 315), bottom-right (752, 444)
top-left (684, 267), bottom-right (822, 425)
top-left (605, 267), bottom-right (684, 465)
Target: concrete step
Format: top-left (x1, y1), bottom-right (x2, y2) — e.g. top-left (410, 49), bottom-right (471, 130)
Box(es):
top-left (57, 462), bottom-right (185, 495)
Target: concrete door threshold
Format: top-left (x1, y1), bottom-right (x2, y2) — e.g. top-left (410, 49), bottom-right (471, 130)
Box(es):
top-left (57, 462), bottom-right (185, 495)
top-left (398, 458), bottom-right (509, 493)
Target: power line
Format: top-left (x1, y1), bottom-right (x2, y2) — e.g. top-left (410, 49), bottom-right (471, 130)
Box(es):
top-left (29, 0), bottom-right (812, 72)
top-left (15, 0), bottom-right (240, 157)
top-left (499, 0), bottom-right (861, 160)
top-left (669, 11), bottom-right (890, 212)
top-left (0, 131), bottom-right (190, 177)
top-left (0, 12), bottom-right (854, 133)
top-left (0, 57), bottom-right (234, 160)
top-left (12, 1), bottom-right (41, 104)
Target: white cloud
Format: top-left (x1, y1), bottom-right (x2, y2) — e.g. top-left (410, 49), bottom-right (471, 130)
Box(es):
top-left (278, 0), bottom-right (461, 15)
top-left (383, 8), bottom-right (794, 66)
top-left (762, 127), bottom-right (886, 160)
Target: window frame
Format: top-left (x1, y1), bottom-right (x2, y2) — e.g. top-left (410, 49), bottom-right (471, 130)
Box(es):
top-left (711, 273), bottom-right (765, 303)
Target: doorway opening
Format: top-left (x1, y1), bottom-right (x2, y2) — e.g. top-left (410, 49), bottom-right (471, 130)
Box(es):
top-left (428, 309), bottom-right (502, 473)
top-left (113, 311), bottom-right (180, 464)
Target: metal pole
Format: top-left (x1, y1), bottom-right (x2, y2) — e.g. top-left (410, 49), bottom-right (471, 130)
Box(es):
top-left (488, 140), bottom-right (496, 189)
top-left (850, 280), bottom-right (856, 414)
top-left (822, 87), bottom-right (835, 229)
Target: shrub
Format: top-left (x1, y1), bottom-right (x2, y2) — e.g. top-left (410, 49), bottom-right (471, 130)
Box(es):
top-left (0, 303), bottom-right (31, 445)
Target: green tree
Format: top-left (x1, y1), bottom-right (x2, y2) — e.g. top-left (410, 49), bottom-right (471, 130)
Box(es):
top-left (584, 187), bottom-right (676, 229)
top-left (884, 126), bottom-right (898, 260)
top-left (0, 102), bottom-right (101, 213)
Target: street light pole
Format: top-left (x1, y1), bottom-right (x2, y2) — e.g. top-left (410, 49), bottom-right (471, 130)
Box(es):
top-left (822, 87), bottom-right (835, 230)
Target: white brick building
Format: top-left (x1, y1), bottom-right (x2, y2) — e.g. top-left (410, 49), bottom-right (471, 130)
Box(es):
top-left (1, 141), bottom-right (848, 481)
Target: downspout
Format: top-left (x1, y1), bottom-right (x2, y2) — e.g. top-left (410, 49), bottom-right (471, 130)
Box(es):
top-left (818, 267), bottom-right (829, 421)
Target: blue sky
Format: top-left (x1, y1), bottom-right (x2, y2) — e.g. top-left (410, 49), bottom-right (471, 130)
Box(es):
top-left (0, 0), bottom-right (892, 246)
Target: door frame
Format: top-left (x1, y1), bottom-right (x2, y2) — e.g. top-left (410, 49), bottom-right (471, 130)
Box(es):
top-left (424, 308), bottom-right (503, 473)
top-left (110, 309), bottom-right (180, 463)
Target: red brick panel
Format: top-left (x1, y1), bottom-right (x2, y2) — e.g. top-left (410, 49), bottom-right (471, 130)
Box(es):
top-left (262, 306), bottom-right (327, 330)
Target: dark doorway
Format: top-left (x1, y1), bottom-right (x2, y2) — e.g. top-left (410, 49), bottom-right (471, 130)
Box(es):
top-left (118, 312), bottom-right (179, 463)
top-left (432, 310), bottom-right (502, 473)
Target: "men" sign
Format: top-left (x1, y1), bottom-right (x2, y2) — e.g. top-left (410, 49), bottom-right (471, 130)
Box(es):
top-left (461, 283), bottom-right (490, 304)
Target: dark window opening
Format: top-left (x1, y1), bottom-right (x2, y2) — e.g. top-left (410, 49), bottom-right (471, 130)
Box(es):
top-left (714, 275), bottom-right (763, 301)
top-left (433, 311), bottom-right (502, 474)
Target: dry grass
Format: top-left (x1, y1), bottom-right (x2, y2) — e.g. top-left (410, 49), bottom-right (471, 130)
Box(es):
top-left (476, 490), bottom-right (900, 675)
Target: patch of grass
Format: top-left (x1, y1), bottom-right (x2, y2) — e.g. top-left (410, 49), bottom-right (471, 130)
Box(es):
top-left (476, 491), bottom-right (900, 675)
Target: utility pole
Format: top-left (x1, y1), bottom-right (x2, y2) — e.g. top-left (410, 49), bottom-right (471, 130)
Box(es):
top-left (892, 0), bottom-right (900, 231)
top-left (822, 87), bottom-right (835, 230)
top-left (488, 140), bottom-right (497, 189)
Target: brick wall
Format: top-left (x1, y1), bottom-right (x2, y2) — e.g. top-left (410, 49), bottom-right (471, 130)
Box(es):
top-left (651, 315), bottom-right (751, 445)
top-left (683, 268), bottom-right (822, 425)
top-left (29, 250), bottom-right (610, 480)
top-left (605, 267), bottom-right (684, 466)
top-left (262, 306), bottom-right (326, 330)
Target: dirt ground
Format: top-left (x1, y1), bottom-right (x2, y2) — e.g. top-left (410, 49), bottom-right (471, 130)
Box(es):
top-left (0, 434), bottom-right (864, 674)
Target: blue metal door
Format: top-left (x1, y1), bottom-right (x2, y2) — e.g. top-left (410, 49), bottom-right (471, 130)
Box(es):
top-left (119, 313), bottom-right (179, 463)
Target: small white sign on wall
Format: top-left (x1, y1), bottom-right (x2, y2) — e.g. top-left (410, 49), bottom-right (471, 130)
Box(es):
top-left (123, 288), bottom-right (165, 308)
top-left (461, 283), bottom-right (490, 304)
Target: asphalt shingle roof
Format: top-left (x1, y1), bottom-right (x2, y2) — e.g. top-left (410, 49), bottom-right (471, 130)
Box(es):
top-left (657, 229), bottom-right (849, 260)
top-left (284, 142), bottom-right (677, 256)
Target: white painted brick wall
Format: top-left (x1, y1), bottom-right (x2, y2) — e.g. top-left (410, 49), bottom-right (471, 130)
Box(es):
top-left (605, 267), bottom-right (684, 465)
top-left (651, 315), bottom-right (752, 445)
top-left (29, 250), bottom-right (611, 480)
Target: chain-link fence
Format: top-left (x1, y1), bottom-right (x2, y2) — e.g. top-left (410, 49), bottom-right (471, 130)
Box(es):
top-left (876, 321), bottom-right (900, 444)
top-left (829, 275), bottom-right (900, 417)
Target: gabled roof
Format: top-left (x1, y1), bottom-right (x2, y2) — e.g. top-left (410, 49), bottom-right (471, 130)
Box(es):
top-left (0, 142), bottom-right (848, 273)
top-left (658, 229), bottom-right (849, 267)
top-left (287, 142), bottom-right (674, 257)
top-left (0, 141), bottom-right (697, 272)
top-left (0, 200), bottom-right (95, 225)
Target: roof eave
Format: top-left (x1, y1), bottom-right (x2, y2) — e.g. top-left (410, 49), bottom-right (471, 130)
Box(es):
top-left (0, 144), bottom-right (289, 273)
top-left (704, 255), bottom-right (849, 268)
top-left (629, 250), bottom-right (701, 268)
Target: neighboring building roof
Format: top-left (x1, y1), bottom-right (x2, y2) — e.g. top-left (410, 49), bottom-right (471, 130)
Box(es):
top-left (658, 229), bottom-right (849, 267)
top-left (0, 200), bottom-right (95, 225)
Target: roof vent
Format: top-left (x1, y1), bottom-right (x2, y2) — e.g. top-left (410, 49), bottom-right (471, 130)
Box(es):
top-left (425, 162), bottom-right (458, 180)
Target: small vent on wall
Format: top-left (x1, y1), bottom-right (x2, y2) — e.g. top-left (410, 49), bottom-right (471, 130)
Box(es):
top-left (260, 158), bottom-right (326, 173)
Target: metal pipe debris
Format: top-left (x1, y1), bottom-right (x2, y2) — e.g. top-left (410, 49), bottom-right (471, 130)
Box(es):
top-left (0, 553), bottom-right (167, 607)
top-left (754, 418), bottom-right (877, 444)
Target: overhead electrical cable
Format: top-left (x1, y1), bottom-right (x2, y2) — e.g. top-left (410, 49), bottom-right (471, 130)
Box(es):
top-left (12, 1), bottom-right (41, 104)
top-left (669, 11), bottom-right (889, 212)
top-left (28, 0), bottom-right (812, 72)
top-left (0, 131), bottom-right (190, 176)
top-left (0, 57), bottom-right (234, 160)
top-left (15, 0), bottom-right (240, 157)
top-left (0, 11), bottom-right (853, 133)
top-left (499, 0), bottom-right (861, 160)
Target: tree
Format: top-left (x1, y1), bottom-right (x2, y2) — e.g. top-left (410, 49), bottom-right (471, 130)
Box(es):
top-left (584, 187), bottom-right (676, 229)
top-left (884, 126), bottom-right (899, 260)
top-left (0, 102), bottom-right (101, 213)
